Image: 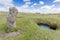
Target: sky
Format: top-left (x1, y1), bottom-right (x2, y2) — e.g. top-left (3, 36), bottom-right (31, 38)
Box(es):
top-left (0, 0), bottom-right (60, 13)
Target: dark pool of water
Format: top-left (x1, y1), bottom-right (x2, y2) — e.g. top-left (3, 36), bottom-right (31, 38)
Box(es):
top-left (39, 25), bottom-right (50, 29)
top-left (37, 23), bottom-right (56, 30)
top-left (39, 25), bottom-right (57, 30)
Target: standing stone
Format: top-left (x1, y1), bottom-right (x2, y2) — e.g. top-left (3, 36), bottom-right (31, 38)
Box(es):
top-left (6, 7), bottom-right (18, 28)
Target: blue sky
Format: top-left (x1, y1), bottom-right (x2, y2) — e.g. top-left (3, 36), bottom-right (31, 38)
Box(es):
top-left (0, 0), bottom-right (60, 13)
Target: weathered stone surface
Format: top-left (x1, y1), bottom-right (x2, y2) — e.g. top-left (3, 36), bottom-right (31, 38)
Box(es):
top-left (6, 7), bottom-right (18, 28)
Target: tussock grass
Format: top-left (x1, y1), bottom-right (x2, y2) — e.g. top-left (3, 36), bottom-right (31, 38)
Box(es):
top-left (0, 12), bottom-right (60, 40)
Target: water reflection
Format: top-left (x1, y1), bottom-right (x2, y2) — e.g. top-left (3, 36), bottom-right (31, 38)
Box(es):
top-left (39, 25), bottom-right (50, 29)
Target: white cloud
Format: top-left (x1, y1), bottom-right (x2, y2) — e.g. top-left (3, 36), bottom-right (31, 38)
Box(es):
top-left (40, 1), bottom-right (44, 5)
top-left (30, 3), bottom-right (37, 8)
top-left (21, 4), bottom-right (29, 9)
top-left (41, 6), bottom-right (51, 10)
top-left (22, 0), bottom-right (31, 9)
top-left (41, 5), bottom-right (55, 10)
top-left (33, 3), bottom-right (37, 5)
top-left (25, 1), bottom-right (31, 4)
top-left (16, 6), bottom-right (40, 13)
top-left (0, 0), bottom-right (14, 6)
top-left (40, 5), bottom-right (60, 13)
top-left (17, 4), bottom-right (60, 14)
top-left (0, 0), bottom-right (14, 11)
top-left (54, 0), bottom-right (60, 2)
top-left (16, 4), bottom-right (29, 12)
top-left (0, 0), bottom-right (60, 14)
top-left (51, 8), bottom-right (60, 13)
top-left (20, 1), bottom-right (30, 9)
top-left (0, 6), bottom-right (8, 11)
top-left (23, 0), bottom-right (30, 2)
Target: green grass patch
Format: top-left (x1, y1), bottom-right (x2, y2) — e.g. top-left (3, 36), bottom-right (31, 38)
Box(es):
top-left (0, 12), bottom-right (60, 40)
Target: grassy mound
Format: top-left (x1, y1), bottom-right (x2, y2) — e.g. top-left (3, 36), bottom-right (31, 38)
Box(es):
top-left (0, 12), bottom-right (60, 40)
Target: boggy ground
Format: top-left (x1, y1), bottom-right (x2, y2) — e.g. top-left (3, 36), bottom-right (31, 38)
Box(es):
top-left (0, 12), bottom-right (60, 40)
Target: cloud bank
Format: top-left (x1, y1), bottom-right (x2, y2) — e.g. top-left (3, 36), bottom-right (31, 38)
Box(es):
top-left (0, 0), bottom-right (60, 14)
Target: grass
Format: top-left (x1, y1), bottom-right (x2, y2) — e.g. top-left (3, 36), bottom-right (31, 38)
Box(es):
top-left (0, 12), bottom-right (60, 40)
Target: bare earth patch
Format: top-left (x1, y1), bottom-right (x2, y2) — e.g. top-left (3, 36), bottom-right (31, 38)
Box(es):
top-left (0, 29), bottom-right (24, 38)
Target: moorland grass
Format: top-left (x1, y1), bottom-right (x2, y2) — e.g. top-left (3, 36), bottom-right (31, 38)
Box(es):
top-left (0, 12), bottom-right (60, 40)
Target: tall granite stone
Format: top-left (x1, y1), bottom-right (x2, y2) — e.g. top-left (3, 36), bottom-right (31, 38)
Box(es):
top-left (6, 7), bottom-right (18, 28)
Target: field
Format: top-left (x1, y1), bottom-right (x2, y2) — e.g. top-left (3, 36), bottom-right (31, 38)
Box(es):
top-left (0, 12), bottom-right (60, 40)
